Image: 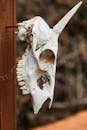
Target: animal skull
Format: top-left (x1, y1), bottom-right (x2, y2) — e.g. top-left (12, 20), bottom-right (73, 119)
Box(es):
top-left (16, 2), bottom-right (82, 114)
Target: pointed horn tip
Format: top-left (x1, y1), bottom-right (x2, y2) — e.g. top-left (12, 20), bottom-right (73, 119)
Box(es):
top-left (77, 1), bottom-right (83, 7)
top-left (79, 1), bottom-right (83, 5)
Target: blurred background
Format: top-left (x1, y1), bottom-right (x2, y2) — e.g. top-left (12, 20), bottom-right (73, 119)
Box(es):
top-left (16, 0), bottom-right (87, 130)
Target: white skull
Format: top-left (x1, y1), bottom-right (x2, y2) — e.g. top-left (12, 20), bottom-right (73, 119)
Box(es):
top-left (16, 2), bottom-right (82, 114)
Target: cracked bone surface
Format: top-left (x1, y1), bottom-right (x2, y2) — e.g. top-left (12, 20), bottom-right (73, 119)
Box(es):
top-left (16, 1), bottom-right (82, 114)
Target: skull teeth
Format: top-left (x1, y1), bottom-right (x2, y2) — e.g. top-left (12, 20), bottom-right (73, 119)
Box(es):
top-left (16, 70), bottom-right (23, 74)
top-left (17, 60), bottom-right (28, 95)
top-left (16, 68), bottom-right (23, 71)
top-left (18, 81), bottom-right (25, 86)
top-left (17, 75), bottom-right (23, 78)
top-left (22, 89), bottom-right (29, 95)
top-left (17, 77), bottom-right (23, 82)
top-left (16, 59), bottom-right (26, 93)
top-left (17, 64), bottom-right (23, 68)
top-left (17, 62), bottom-right (25, 67)
top-left (18, 59), bottom-right (24, 63)
top-left (20, 85), bottom-right (27, 90)
top-left (16, 73), bottom-right (22, 76)
top-left (16, 71), bottom-right (23, 75)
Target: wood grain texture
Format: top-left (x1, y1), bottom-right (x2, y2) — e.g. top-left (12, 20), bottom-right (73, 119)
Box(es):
top-left (0, 0), bottom-right (16, 130)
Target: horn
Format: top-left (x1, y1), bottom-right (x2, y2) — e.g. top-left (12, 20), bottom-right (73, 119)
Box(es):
top-left (53, 1), bottom-right (82, 35)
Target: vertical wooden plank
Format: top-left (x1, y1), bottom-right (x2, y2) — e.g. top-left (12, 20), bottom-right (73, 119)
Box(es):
top-left (0, 0), bottom-right (16, 130)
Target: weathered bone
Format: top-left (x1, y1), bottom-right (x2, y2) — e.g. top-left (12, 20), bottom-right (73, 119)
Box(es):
top-left (16, 1), bottom-right (82, 114)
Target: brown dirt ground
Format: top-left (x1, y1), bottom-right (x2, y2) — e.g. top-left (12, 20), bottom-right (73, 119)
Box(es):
top-left (32, 110), bottom-right (87, 130)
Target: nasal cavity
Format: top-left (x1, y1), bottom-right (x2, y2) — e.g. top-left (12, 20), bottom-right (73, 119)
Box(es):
top-left (37, 73), bottom-right (50, 90)
top-left (39, 49), bottom-right (55, 64)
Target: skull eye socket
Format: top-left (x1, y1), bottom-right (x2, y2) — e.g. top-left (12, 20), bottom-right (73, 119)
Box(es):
top-left (39, 49), bottom-right (55, 64)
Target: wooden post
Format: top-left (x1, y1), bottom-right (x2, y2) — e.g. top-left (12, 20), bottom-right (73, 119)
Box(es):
top-left (0, 0), bottom-right (16, 130)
